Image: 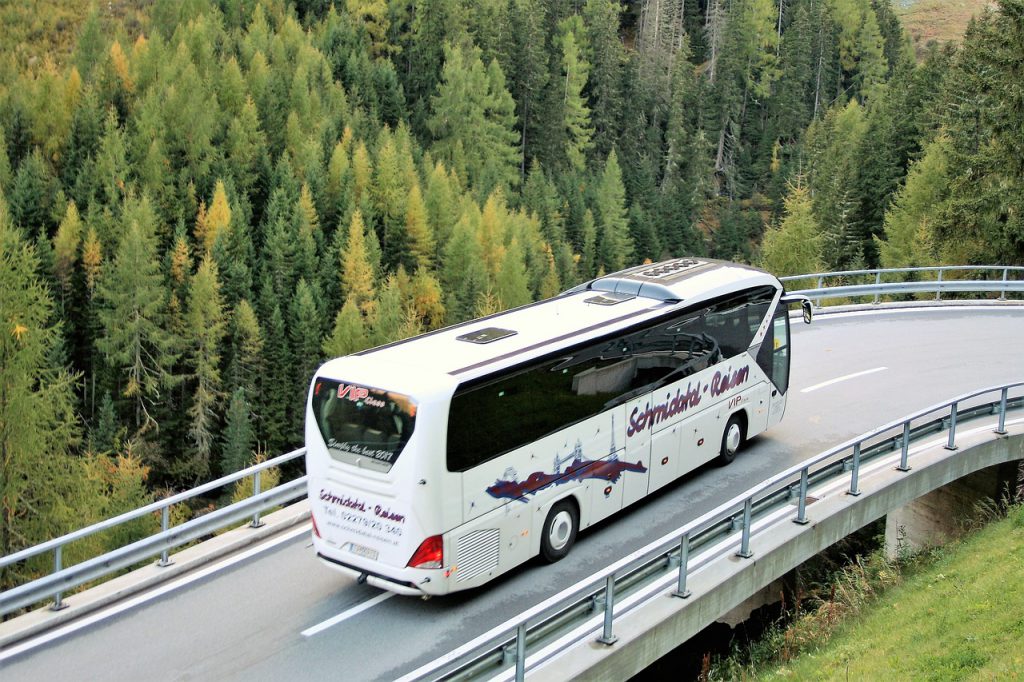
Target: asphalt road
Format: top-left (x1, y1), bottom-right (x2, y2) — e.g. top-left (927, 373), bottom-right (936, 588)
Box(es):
top-left (3, 307), bottom-right (1023, 681)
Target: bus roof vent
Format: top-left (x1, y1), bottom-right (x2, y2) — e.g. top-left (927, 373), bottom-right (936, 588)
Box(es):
top-left (585, 292), bottom-right (636, 306)
top-left (457, 327), bottom-right (518, 344)
top-left (638, 258), bottom-right (706, 279)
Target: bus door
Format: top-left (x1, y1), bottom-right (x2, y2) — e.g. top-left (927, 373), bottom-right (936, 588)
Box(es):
top-left (758, 305), bottom-right (791, 427)
top-left (621, 400), bottom-right (652, 508)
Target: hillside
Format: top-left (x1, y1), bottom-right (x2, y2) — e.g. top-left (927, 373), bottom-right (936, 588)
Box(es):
top-left (897, 0), bottom-right (995, 56)
top-left (745, 506), bottom-right (1024, 679)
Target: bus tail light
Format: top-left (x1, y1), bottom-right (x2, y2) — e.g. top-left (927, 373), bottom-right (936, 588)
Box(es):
top-left (407, 535), bottom-right (443, 569)
top-left (311, 512), bottom-right (321, 538)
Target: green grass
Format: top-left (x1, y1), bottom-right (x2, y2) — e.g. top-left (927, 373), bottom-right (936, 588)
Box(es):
top-left (746, 505), bottom-right (1024, 680)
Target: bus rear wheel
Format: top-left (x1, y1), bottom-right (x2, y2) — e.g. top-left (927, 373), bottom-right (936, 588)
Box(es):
top-left (540, 500), bottom-right (578, 563)
top-left (718, 415), bottom-right (744, 465)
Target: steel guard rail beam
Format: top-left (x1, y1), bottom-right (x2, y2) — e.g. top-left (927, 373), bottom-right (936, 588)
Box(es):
top-left (405, 382), bottom-right (1024, 682)
top-left (1, 265), bottom-right (1022, 619)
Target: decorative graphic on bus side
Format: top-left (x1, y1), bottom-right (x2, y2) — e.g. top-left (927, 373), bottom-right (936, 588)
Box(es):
top-left (485, 439), bottom-right (647, 501)
top-left (627, 364), bottom-right (751, 438)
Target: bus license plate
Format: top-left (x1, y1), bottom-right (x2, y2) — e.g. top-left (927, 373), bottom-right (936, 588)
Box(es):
top-left (347, 543), bottom-right (379, 561)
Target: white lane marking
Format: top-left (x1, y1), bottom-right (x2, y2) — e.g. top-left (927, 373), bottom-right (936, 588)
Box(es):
top-left (800, 367), bottom-right (888, 393)
top-left (0, 523), bottom-right (311, 662)
top-left (301, 591), bottom-right (394, 637)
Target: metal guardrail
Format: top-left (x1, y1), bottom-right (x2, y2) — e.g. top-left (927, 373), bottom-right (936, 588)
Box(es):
top-left (781, 265), bottom-right (1024, 305)
top-left (0, 449), bottom-right (307, 617)
top-left (407, 382), bottom-right (1023, 682)
top-left (1, 265), bottom-right (1021, 621)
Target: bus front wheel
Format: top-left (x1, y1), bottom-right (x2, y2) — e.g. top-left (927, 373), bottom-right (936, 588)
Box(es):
top-left (540, 500), bottom-right (578, 563)
top-left (718, 415), bottom-right (744, 465)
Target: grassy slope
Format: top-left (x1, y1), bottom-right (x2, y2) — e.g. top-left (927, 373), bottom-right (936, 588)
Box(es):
top-left (896, 0), bottom-right (996, 57)
top-left (754, 509), bottom-right (1024, 680)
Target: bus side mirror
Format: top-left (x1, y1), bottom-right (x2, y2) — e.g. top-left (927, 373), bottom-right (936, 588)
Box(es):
top-left (801, 300), bottom-right (813, 325)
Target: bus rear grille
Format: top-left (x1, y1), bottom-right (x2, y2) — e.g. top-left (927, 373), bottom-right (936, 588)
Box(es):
top-left (454, 529), bottom-right (501, 582)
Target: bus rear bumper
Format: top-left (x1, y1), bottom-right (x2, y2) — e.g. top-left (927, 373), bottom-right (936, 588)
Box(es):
top-left (316, 552), bottom-right (432, 597)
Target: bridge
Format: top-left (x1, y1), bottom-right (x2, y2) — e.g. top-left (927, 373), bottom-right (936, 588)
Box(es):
top-left (1, 266), bottom-right (1023, 680)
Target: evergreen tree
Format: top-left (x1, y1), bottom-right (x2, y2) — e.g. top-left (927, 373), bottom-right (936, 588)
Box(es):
top-left (428, 43), bottom-right (520, 198)
top-left (8, 148), bottom-right (57, 240)
top-left (323, 299), bottom-right (369, 358)
top-left (340, 209), bottom-right (377, 316)
top-left (220, 388), bottom-right (256, 475)
top-left (560, 25), bottom-right (594, 174)
top-left (184, 257), bottom-right (226, 480)
top-left (97, 194), bottom-right (179, 435)
top-left (0, 194), bottom-right (82, 589)
top-left (760, 181), bottom-right (824, 275)
top-left (936, 0), bottom-right (1024, 264)
top-left (441, 207), bottom-right (489, 323)
top-left (582, 0), bottom-right (626, 160)
top-left (225, 299), bottom-right (264, 401)
top-left (875, 137), bottom-right (948, 268)
top-left (594, 149), bottom-right (633, 272)
top-left (405, 182), bottom-right (434, 271)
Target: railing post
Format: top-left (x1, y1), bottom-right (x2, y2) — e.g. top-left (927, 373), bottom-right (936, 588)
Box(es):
top-left (897, 422), bottom-right (912, 471)
top-left (816, 275), bottom-right (824, 307)
top-left (673, 533), bottom-right (692, 599)
top-left (873, 271), bottom-right (881, 304)
top-left (250, 470), bottom-right (265, 528)
top-left (995, 387), bottom-right (1009, 435)
top-left (158, 505), bottom-right (173, 567)
top-left (51, 545), bottom-right (67, 611)
top-left (848, 442), bottom-right (862, 496)
top-left (514, 622), bottom-right (527, 682)
top-left (737, 498), bottom-right (754, 557)
top-left (597, 574), bottom-right (618, 645)
top-left (1000, 268), bottom-right (1008, 301)
top-left (945, 402), bottom-right (959, 451)
top-left (935, 269), bottom-right (943, 301)
top-left (794, 469), bottom-right (810, 525)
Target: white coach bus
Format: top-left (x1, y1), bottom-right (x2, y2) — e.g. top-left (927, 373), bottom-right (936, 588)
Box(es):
top-left (305, 258), bottom-right (812, 596)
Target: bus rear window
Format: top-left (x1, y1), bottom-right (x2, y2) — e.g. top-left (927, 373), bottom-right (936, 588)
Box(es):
top-left (311, 379), bottom-right (417, 473)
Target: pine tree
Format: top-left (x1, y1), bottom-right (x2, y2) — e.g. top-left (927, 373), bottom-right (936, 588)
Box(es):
top-left (8, 148), bottom-right (57, 240)
top-left (220, 388), bottom-right (256, 474)
top-left (323, 298), bottom-right (369, 358)
top-left (594, 150), bottom-right (633, 272)
top-left (560, 25), bottom-right (594, 174)
top-left (0, 194), bottom-right (83, 588)
top-left (405, 183), bottom-right (434, 271)
top-left (184, 257), bottom-right (226, 480)
top-left (225, 299), bottom-right (264, 400)
top-left (340, 209), bottom-right (377, 316)
top-left (495, 238), bottom-right (533, 309)
top-left (289, 278), bottom-right (323, 436)
top-left (97, 194), bottom-right (179, 434)
top-left (428, 43), bottom-right (520, 198)
top-left (441, 206), bottom-right (489, 323)
top-left (875, 137), bottom-right (948, 268)
top-left (583, 0), bottom-right (626, 160)
top-left (197, 179), bottom-right (232, 254)
top-left (760, 181), bottom-right (824, 275)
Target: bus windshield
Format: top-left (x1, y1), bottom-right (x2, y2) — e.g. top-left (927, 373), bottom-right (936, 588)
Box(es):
top-left (311, 378), bottom-right (417, 473)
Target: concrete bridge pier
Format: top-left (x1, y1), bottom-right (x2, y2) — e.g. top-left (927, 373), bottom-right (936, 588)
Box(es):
top-left (884, 461), bottom-right (1021, 558)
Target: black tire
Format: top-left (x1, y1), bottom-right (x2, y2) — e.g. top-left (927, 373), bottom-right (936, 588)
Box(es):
top-left (540, 500), bottom-right (578, 563)
top-left (718, 414), bottom-right (744, 465)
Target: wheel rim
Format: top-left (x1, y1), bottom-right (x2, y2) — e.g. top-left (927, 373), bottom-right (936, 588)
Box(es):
top-left (725, 422), bottom-right (741, 455)
top-left (548, 510), bottom-right (573, 551)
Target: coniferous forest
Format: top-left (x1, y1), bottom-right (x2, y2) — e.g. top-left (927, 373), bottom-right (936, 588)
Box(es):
top-left (1, 0), bottom-right (1023, 587)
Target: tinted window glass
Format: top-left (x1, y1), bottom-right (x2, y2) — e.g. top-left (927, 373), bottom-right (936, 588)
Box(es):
top-left (446, 286), bottom-right (776, 472)
top-left (311, 379), bottom-right (417, 473)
